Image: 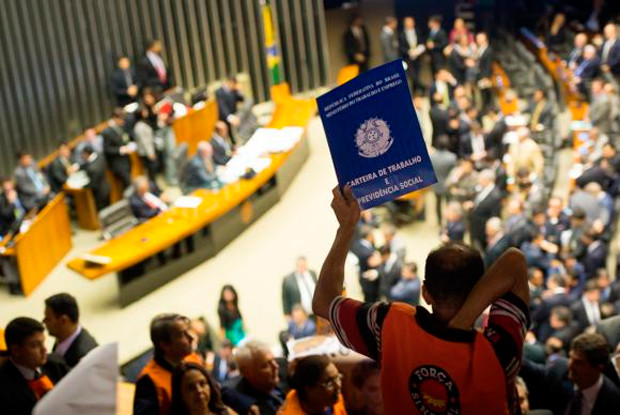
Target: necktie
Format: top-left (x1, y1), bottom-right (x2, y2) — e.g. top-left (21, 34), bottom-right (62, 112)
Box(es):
top-left (566, 390), bottom-right (582, 415)
top-left (28, 373), bottom-right (54, 400)
top-left (27, 168), bottom-right (44, 193)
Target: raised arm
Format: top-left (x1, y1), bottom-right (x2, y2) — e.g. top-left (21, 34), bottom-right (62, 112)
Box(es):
top-left (312, 186), bottom-right (360, 319)
top-left (448, 247), bottom-right (529, 330)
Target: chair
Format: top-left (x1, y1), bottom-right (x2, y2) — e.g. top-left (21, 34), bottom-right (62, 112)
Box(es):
top-left (98, 199), bottom-right (139, 240)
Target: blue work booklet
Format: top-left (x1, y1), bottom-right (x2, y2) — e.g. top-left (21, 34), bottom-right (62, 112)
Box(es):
top-left (318, 60), bottom-right (437, 210)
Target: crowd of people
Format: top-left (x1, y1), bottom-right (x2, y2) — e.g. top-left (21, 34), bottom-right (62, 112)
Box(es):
top-left (1, 6), bottom-right (620, 415)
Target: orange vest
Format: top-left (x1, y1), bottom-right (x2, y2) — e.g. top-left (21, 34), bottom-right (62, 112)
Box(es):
top-left (279, 390), bottom-right (347, 415)
top-left (381, 303), bottom-right (508, 415)
top-left (137, 353), bottom-right (203, 415)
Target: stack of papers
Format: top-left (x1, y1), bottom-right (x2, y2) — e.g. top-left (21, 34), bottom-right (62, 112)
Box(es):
top-left (219, 156), bottom-right (272, 184)
top-left (66, 171), bottom-right (90, 189)
top-left (173, 196), bottom-right (203, 209)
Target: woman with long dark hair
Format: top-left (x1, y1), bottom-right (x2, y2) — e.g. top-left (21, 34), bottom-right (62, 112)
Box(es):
top-left (169, 362), bottom-right (228, 415)
top-left (217, 285), bottom-right (246, 346)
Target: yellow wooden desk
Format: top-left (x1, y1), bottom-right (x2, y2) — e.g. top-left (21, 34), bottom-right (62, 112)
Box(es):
top-left (67, 97), bottom-right (315, 306)
top-left (1, 195), bottom-right (72, 296)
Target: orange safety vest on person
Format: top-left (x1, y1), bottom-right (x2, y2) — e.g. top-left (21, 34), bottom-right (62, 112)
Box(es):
top-left (279, 389), bottom-right (347, 415)
top-left (137, 352), bottom-right (203, 415)
top-left (381, 303), bottom-right (508, 415)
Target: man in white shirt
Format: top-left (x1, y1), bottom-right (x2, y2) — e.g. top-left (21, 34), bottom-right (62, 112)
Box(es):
top-left (282, 257), bottom-right (317, 320)
top-left (43, 293), bottom-right (98, 368)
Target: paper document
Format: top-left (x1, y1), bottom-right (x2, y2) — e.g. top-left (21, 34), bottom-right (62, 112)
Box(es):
top-left (33, 343), bottom-right (119, 415)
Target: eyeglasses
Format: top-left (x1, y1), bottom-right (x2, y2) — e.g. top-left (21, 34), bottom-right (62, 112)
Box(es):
top-left (319, 373), bottom-right (343, 389)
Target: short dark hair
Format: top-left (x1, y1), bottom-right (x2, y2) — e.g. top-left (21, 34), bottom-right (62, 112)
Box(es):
top-left (170, 362), bottom-right (227, 415)
top-left (584, 279), bottom-right (599, 293)
top-left (435, 135), bottom-right (451, 151)
top-left (145, 39), bottom-right (161, 50)
top-left (111, 108), bottom-right (126, 120)
top-left (429, 15), bottom-right (442, 24)
top-left (550, 306), bottom-right (571, 326)
top-left (150, 314), bottom-right (188, 354)
top-left (404, 262), bottom-right (418, 273)
top-left (548, 273), bottom-right (566, 288)
top-left (379, 245), bottom-right (391, 256)
top-left (5, 317), bottom-right (45, 348)
top-left (351, 359), bottom-right (380, 388)
top-left (45, 293), bottom-right (79, 323)
top-left (292, 355), bottom-right (331, 400)
top-left (424, 243), bottom-right (485, 308)
top-left (571, 333), bottom-right (610, 368)
top-left (16, 150), bottom-right (30, 160)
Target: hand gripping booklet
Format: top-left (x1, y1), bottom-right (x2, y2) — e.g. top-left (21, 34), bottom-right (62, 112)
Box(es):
top-left (318, 60), bottom-right (437, 210)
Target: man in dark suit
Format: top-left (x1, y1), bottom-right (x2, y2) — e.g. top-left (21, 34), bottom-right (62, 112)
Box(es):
top-left (378, 245), bottom-right (402, 300)
top-left (484, 217), bottom-right (511, 267)
top-left (43, 293), bottom-right (98, 368)
top-left (14, 151), bottom-right (52, 211)
top-left (47, 141), bottom-right (79, 194)
top-left (531, 274), bottom-right (572, 340)
top-left (181, 141), bottom-right (220, 194)
top-left (129, 176), bottom-right (168, 221)
top-left (281, 256), bottom-right (317, 319)
top-left (580, 228), bottom-right (607, 278)
top-left (601, 23), bottom-right (620, 78)
top-left (430, 136), bottom-right (457, 224)
top-left (344, 14), bottom-right (371, 72)
top-left (528, 89), bottom-right (554, 132)
top-left (137, 39), bottom-right (172, 94)
top-left (571, 280), bottom-right (603, 331)
top-left (0, 317), bottom-right (69, 414)
top-left (426, 15), bottom-right (448, 74)
top-left (399, 16), bottom-right (423, 88)
top-left (465, 169), bottom-right (502, 250)
top-left (79, 145), bottom-right (110, 211)
top-left (102, 109), bottom-right (134, 190)
top-left (110, 56), bottom-right (139, 107)
top-left (574, 45), bottom-right (601, 97)
top-left (215, 76), bottom-right (245, 145)
top-left (429, 94), bottom-right (450, 146)
top-left (211, 340), bottom-right (235, 383)
top-left (211, 121), bottom-right (234, 166)
top-left (566, 32), bottom-right (587, 69)
top-left (222, 341), bottom-right (284, 415)
top-left (459, 121), bottom-right (488, 163)
top-left (520, 333), bottom-right (620, 414)
top-left (545, 306), bottom-right (580, 349)
top-left (475, 32), bottom-right (494, 110)
top-left (351, 225), bottom-right (381, 303)
top-left (0, 178), bottom-right (26, 238)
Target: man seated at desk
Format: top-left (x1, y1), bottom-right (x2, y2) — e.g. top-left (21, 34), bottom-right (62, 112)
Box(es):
top-left (47, 141), bottom-right (79, 194)
top-left (0, 179), bottom-right (26, 295)
top-left (14, 151), bottom-right (52, 211)
top-left (212, 121), bottom-right (234, 166)
top-left (129, 176), bottom-right (168, 221)
top-left (181, 141), bottom-right (221, 194)
top-left (79, 146), bottom-right (110, 212)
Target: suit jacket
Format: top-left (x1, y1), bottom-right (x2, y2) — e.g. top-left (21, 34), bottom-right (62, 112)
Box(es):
top-left (215, 86), bottom-right (244, 122)
top-left (46, 156), bottom-right (71, 193)
top-left (129, 193), bottom-right (162, 221)
top-left (54, 327), bottom-right (98, 368)
top-left (458, 132), bottom-right (489, 159)
top-left (14, 165), bottom-right (49, 211)
top-left (574, 57), bottom-right (601, 82)
top-left (532, 293), bottom-right (572, 337)
top-left (470, 187), bottom-right (502, 248)
top-left (484, 234), bottom-right (511, 267)
top-left (443, 220), bottom-right (465, 242)
top-left (136, 54), bottom-right (172, 92)
top-left (344, 26), bottom-right (370, 65)
top-left (0, 357), bottom-right (68, 415)
top-left (380, 27), bottom-right (399, 62)
top-left (601, 38), bottom-right (620, 75)
top-left (181, 154), bottom-right (218, 194)
top-left (102, 124), bottom-right (131, 175)
top-left (566, 47), bottom-right (584, 68)
top-left (0, 194), bottom-right (25, 236)
top-left (429, 105), bottom-right (450, 144)
top-left (398, 28), bottom-right (422, 62)
top-left (477, 46), bottom-right (493, 79)
top-left (211, 134), bottom-right (233, 166)
top-left (378, 255), bottom-right (402, 299)
top-left (81, 153), bottom-right (110, 211)
top-left (571, 299), bottom-right (602, 331)
top-left (429, 149), bottom-right (456, 195)
top-left (281, 270), bottom-right (317, 315)
top-left (426, 28), bottom-right (448, 55)
top-left (528, 99), bottom-right (554, 131)
top-left (583, 241), bottom-right (607, 278)
top-left (589, 93), bottom-right (613, 135)
top-left (222, 376), bottom-right (285, 415)
top-left (110, 67), bottom-right (137, 107)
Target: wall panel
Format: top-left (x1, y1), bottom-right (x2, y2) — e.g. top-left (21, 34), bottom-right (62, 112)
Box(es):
top-left (0, 0), bottom-right (329, 176)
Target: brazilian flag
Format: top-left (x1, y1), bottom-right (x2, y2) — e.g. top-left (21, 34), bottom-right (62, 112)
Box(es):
top-left (262, 0), bottom-right (283, 85)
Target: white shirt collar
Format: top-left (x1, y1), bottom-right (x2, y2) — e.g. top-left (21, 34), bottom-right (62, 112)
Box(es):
top-left (10, 358), bottom-right (39, 381)
top-left (383, 26), bottom-right (394, 35)
top-left (580, 375), bottom-right (604, 413)
top-left (55, 325), bottom-right (82, 357)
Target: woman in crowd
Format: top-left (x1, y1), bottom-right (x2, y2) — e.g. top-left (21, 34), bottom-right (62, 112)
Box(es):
top-left (217, 285), bottom-right (246, 346)
top-left (280, 355), bottom-right (347, 415)
top-left (169, 362), bottom-right (229, 415)
top-left (449, 17), bottom-right (473, 44)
